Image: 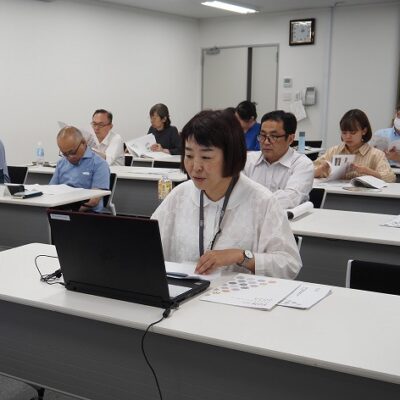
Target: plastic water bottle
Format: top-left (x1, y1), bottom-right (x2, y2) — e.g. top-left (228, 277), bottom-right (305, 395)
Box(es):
top-left (298, 131), bottom-right (306, 153)
top-left (158, 176), bottom-right (172, 200)
top-left (36, 142), bottom-right (45, 165)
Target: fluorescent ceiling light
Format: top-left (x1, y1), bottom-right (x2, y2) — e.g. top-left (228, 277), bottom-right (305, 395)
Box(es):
top-left (202, 1), bottom-right (258, 14)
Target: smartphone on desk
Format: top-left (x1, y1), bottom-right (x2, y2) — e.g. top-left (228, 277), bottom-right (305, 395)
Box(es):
top-left (13, 191), bottom-right (43, 199)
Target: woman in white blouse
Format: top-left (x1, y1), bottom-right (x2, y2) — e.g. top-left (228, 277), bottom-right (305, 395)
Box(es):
top-left (151, 110), bottom-right (301, 279)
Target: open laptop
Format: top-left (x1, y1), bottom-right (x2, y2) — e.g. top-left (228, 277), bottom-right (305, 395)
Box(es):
top-left (47, 210), bottom-right (210, 308)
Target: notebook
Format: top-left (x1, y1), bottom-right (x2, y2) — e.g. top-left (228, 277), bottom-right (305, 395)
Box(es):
top-left (47, 210), bottom-right (210, 308)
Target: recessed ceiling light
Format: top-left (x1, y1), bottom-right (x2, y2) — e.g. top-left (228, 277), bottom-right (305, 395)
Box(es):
top-left (201, 1), bottom-right (258, 14)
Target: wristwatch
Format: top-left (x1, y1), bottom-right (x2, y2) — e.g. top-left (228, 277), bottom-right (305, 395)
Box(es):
top-left (239, 250), bottom-right (254, 268)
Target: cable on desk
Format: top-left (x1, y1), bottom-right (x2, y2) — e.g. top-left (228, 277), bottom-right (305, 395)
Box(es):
top-left (34, 254), bottom-right (65, 286)
top-left (141, 304), bottom-right (178, 400)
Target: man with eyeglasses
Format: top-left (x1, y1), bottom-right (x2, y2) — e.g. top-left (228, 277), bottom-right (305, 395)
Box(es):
top-left (243, 110), bottom-right (314, 210)
top-left (50, 126), bottom-right (110, 212)
top-left (90, 109), bottom-right (124, 166)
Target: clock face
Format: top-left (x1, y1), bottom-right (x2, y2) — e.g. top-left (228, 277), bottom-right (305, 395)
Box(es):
top-left (289, 19), bottom-right (315, 46)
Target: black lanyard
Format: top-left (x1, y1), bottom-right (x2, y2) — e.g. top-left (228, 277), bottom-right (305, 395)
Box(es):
top-left (199, 176), bottom-right (238, 257)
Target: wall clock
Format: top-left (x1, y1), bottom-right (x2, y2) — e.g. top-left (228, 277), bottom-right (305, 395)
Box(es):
top-left (289, 18), bottom-right (315, 46)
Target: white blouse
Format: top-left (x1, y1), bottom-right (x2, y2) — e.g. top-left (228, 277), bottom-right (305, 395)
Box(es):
top-left (151, 174), bottom-right (302, 279)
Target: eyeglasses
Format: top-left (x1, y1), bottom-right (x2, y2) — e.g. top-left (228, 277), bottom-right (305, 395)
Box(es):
top-left (257, 134), bottom-right (286, 143)
top-left (59, 141), bottom-right (83, 158)
top-left (91, 122), bottom-right (110, 129)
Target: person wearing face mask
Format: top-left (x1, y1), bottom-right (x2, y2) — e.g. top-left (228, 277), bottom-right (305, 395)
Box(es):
top-left (371, 104), bottom-right (400, 164)
top-left (314, 109), bottom-right (396, 182)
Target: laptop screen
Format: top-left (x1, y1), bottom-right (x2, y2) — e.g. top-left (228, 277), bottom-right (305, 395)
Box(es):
top-left (47, 210), bottom-right (209, 308)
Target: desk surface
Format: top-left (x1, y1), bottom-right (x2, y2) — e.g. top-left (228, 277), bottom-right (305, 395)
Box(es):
top-left (1, 243), bottom-right (400, 385)
top-left (314, 180), bottom-right (400, 198)
top-left (290, 209), bottom-right (399, 246)
top-left (0, 188), bottom-right (109, 207)
top-left (28, 165), bottom-right (187, 182)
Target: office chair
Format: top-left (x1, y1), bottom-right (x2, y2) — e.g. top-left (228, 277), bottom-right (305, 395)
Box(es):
top-left (346, 259), bottom-right (400, 295)
top-left (294, 235), bottom-right (303, 252)
top-left (291, 140), bottom-right (323, 148)
top-left (153, 160), bottom-right (181, 169)
top-left (8, 165), bottom-right (28, 184)
top-left (309, 188), bottom-right (326, 209)
top-left (103, 173), bottom-right (118, 215)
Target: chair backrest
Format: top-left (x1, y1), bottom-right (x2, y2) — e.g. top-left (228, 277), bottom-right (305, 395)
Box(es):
top-left (346, 260), bottom-right (400, 295)
top-left (291, 140), bottom-right (323, 148)
top-left (103, 173), bottom-right (118, 215)
top-left (8, 166), bottom-right (28, 184)
top-left (309, 188), bottom-right (326, 209)
top-left (294, 235), bottom-right (302, 252)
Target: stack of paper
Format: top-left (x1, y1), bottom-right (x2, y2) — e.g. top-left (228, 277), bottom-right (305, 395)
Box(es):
top-left (125, 135), bottom-right (173, 160)
top-left (201, 274), bottom-right (332, 311)
top-left (286, 201), bottom-right (313, 220)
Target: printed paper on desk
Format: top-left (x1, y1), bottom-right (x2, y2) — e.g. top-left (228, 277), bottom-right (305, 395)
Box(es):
top-left (278, 284), bottom-right (332, 309)
top-left (381, 215), bottom-right (400, 228)
top-left (326, 155), bottom-right (355, 181)
top-left (24, 184), bottom-right (81, 195)
top-left (201, 274), bottom-right (300, 311)
top-left (165, 261), bottom-right (221, 281)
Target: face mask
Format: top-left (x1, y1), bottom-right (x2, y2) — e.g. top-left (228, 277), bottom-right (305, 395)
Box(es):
top-left (394, 117), bottom-right (400, 131)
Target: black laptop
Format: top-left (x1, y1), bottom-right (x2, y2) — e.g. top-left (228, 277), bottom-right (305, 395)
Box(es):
top-left (47, 210), bottom-right (210, 308)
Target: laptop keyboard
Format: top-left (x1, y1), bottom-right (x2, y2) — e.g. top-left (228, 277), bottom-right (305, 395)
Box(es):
top-left (168, 284), bottom-right (191, 299)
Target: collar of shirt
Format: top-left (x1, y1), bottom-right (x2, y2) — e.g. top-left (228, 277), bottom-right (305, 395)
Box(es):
top-left (99, 131), bottom-right (114, 146)
top-left (256, 146), bottom-right (294, 168)
top-left (69, 146), bottom-right (94, 166)
top-left (338, 142), bottom-right (370, 156)
top-left (393, 127), bottom-right (400, 136)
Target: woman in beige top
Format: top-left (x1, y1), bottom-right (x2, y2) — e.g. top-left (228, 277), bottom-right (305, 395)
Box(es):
top-left (314, 109), bottom-right (396, 182)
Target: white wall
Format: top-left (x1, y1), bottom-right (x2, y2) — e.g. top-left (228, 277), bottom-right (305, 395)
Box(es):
top-left (200, 3), bottom-right (400, 147)
top-left (0, 0), bottom-right (201, 164)
top-left (326, 3), bottom-right (400, 147)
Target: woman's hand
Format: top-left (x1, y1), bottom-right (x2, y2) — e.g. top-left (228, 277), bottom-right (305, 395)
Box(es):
top-left (195, 249), bottom-right (244, 275)
top-left (150, 143), bottom-right (163, 152)
top-left (314, 161), bottom-right (330, 178)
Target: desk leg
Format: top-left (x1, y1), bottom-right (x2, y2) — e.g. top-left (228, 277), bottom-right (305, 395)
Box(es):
top-left (1, 300), bottom-right (399, 400)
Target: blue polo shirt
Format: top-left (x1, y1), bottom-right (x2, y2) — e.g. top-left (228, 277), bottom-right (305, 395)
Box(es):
top-left (0, 139), bottom-right (9, 183)
top-left (50, 147), bottom-right (110, 212)
top-left (245, 122), bottom-right (261, 151)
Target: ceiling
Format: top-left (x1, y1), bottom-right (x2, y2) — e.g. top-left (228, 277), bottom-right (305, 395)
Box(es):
top-left (89, 0), bottom-right (392, 19)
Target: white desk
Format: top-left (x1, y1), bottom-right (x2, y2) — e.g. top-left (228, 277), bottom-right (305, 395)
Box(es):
top-left (0, 188), bottom-right (109, 249)
top-left (27, 165), bottom-right (188, 216)
top-left (0, 243), bottom-right (399, 399)
top-left (130, 154), bottom-right (181, 168)
top-left (314, 180), bottom-right (400, 214)
top-left (290, 209), bottom-right (400, 286)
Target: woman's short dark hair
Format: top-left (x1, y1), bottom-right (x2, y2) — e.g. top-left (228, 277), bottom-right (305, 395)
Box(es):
top-left (261, 110), bottom-right (297, 137)
top-left (235, 101), bottom-right (257, 121)
top-left (340, 109), bottom-right (372, 142)
top-left (149, 103), bottom-right (171, 128)
top-left (180, 109), bottom-right (247, 177)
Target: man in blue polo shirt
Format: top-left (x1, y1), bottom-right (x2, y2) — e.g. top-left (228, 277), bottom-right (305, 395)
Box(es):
top-left (0, 138), bottom-right (10, 183)
top-left (50, 126), bottom-right (110, 212)
top-left (371, 104), bottom-right (400, 165)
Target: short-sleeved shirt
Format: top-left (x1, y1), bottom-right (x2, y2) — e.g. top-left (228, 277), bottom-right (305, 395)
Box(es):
top-left (0, 139), bottom-right (9, 183)
top-left (93, 130), bottom-right (125, 166)
top-left (50, 147), bottom-right (110, 212)
top-left (244, 148), bottom-right (314, 209)
top-left (245, 122), bottom-right (261, 151)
